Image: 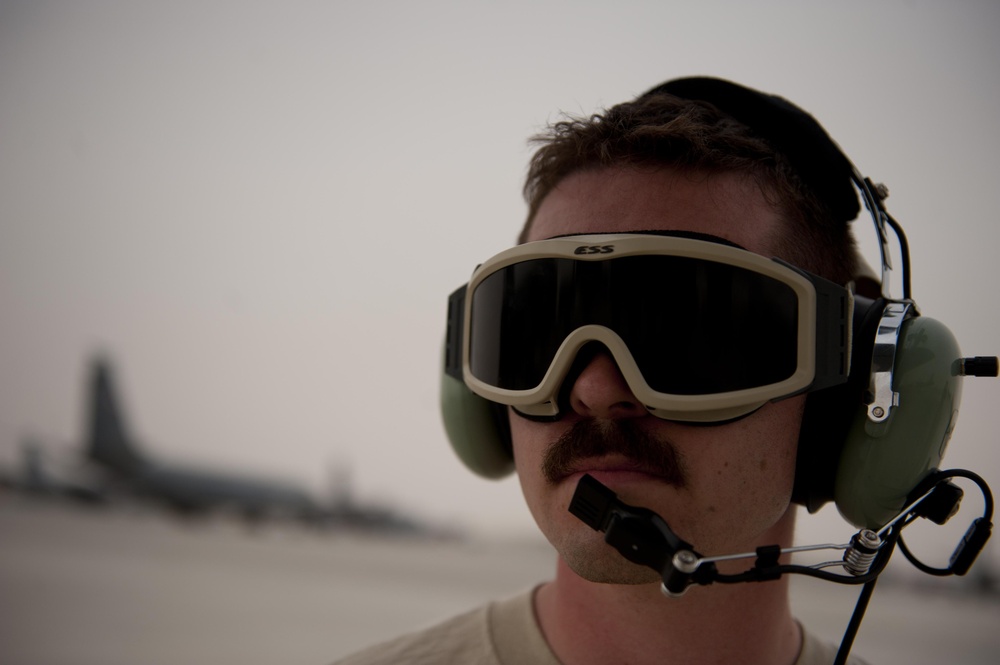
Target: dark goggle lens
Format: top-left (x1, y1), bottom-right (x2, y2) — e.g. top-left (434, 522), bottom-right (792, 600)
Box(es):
top-left (468, 255), bottom-right (798, 395)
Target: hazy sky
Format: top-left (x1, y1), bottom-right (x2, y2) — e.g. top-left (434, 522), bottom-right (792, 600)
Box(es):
top-left (1, 0), bottom-right (998, 562)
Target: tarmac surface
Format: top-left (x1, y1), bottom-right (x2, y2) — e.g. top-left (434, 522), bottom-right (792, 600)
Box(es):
top-left (1, 496), bottom-right (997, 664)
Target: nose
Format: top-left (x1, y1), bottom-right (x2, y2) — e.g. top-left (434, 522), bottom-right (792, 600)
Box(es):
top-left (568, 351), bottom-right (645, 419)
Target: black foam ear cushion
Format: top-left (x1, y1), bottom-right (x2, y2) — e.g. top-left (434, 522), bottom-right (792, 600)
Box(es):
top-left (793, 296), bottom-right (885, 512)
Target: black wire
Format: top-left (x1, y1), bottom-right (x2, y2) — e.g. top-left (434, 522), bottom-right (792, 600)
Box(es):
top-left (711, 526), bottom-right (900, 587)
top-left (712, 563), bottom-right (875, 586)
top-left (945, 469), bottom-right (994, 519)
top-left (883, 211), bottom-right (912, 300)
top-left (894, 469), bottom-right (994, 577)
top-left (898, 535), bottom-right (952, 576)
top-left (907, 469), bottom-right (994, 523)
top-left (831, 527), bottom-right (901, 665)
top-left (711, 470), bottom-right (991, 589)
top-left (692, 470), bottom-right (990, 663)
top-left (834, 577), bottom-right (879, 665)
top-left (852, 171), bottom-right (913, 300)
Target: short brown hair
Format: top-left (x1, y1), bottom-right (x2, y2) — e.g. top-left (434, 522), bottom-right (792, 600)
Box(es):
top-left (520, 93), bottom-right (859, 286)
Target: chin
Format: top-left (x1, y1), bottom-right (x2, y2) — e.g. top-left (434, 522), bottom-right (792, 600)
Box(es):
top-left (554, 519), bottom-right (663, 585)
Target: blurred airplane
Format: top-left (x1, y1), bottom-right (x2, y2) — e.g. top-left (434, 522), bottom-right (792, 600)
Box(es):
top-left (1, 356), bottom-right (443, 535)
top-left (86, 357), bottom-right (323, 521)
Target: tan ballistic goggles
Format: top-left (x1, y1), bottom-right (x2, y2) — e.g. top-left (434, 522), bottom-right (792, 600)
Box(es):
top-left (445, 233), bottom-right (853, 422)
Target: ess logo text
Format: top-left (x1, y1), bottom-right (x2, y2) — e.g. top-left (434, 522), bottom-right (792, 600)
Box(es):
top-left (574, 245), bottom-right (615, 255)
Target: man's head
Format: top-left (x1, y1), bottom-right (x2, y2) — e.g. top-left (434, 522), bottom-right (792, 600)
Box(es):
top-left (442, 77), bottom-right (869, 585)
top-left (507, 79), bottom-right (866, 584)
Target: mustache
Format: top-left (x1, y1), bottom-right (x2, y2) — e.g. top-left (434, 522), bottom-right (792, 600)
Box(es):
top-left (541, 419), bottom-right (687, 488)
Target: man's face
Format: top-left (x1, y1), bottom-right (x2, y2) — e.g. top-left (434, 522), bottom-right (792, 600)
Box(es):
top-left (512, 166), bottom-right (805, 584)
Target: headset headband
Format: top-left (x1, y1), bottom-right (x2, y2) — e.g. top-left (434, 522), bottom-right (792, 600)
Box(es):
top-left (644, 77), bottom-right (860, 224)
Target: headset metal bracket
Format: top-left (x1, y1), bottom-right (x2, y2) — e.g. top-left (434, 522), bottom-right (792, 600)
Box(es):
top-left (866, 301), bottom-right (912, 423)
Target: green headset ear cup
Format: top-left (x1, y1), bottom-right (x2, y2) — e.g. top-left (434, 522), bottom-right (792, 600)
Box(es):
top-left (834, 316), bottom-right (963, 529)
top-left (440, 371), bottom-right (515, 479)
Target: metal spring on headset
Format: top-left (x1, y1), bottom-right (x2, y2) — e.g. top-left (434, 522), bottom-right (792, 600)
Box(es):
top-left (843, 529), bottom-right (882, 576)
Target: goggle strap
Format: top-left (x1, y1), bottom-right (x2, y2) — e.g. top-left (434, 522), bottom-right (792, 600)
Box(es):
top-left (445, 284), bottom-right (467, 381)
top-left (809, 270), bottom-right (854, 391)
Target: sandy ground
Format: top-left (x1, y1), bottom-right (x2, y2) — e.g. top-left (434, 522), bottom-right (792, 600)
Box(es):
top-left (1, 497), bottom-right (997, 665)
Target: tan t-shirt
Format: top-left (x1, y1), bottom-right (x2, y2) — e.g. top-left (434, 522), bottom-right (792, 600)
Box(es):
top-left (332, 588), bottom-right (867, 665)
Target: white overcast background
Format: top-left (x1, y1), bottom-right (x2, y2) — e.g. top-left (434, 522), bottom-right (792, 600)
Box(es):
top-left (1, 0), bottom-right (998, 563)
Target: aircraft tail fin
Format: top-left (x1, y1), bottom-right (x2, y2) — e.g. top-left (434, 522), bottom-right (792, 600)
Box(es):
top-left (87, 357), bottom-right (144, 474)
